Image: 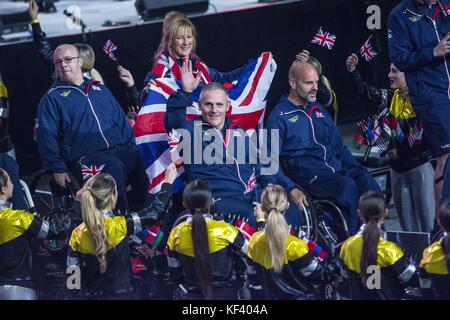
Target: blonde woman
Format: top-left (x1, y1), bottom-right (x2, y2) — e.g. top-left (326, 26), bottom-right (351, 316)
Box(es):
top-left (74, 43), bottom-right (105, 84)
top-left (144, 16), bottom-right (247, 86)
top-left (248, 184), bottom-right (322, 300)
top-left (67, 164), bottom-right (176, 299)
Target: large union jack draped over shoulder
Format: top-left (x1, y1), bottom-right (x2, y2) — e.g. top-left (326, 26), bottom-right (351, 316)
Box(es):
top-left (133, 52), bottom-right (277, 194)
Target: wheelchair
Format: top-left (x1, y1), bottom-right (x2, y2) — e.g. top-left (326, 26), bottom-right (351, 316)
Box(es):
top-left (28, 170), bottom-right (82, 259)
top-left (289, 190), bottom-right (349, 254)
top-left (312, 199), bottom-right (350, 250)
top-left (19, 179), bottom-right (35, 212)
top-left (29, 170), bottom-right (81, 217)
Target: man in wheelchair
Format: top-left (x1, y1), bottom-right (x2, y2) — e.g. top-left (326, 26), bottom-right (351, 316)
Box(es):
top-left (34, 44), bottom-right (148, 212)
top-left (266, 60), bottom-right (380, 235)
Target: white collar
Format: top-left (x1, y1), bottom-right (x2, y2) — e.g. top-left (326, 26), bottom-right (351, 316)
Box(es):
top-left (0, 199), bottom-right (13, 210)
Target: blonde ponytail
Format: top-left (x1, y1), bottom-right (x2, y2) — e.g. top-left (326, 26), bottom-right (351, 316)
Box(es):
top-left (261, 185), bottom-right (290, 273)
top-left (80, 173), bottom-right (117, 274)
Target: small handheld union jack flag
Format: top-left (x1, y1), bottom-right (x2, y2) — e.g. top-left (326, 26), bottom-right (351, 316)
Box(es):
top-left (310, 27), bottom-right (336, 50)
top-left (244, 172), bottom-right (257, 194)
top-left (103, 39), bottom-right (118, 62)
top-left (168, 131), bottom-right (180, 153)
top-left (81, 164), bottom-right (105, 180)
top-left (359, 35), bottom-right (378, 62)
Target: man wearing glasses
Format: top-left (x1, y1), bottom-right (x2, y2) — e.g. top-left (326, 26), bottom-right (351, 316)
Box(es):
top-left (35, 44), bottom-right (148, 212)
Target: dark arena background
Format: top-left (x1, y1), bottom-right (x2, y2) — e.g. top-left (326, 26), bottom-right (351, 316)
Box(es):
top-left (0, 0), bottom-right (396, 174)
top-left (1, 0), bottom-right (444, 305)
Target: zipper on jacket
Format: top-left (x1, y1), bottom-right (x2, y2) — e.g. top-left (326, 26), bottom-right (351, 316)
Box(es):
top-left (213, 127), bottom-right (248, 190)
top-left (297, 109), bottom-right (336, 173)
top-left (55, 85), bottom-right (110, 149)
top-left (86, 95), bottom-right (110, 149)
top-left (406, 7), bottom-right (450, 99)
top-left (430, 18), bottom-right (450, 100)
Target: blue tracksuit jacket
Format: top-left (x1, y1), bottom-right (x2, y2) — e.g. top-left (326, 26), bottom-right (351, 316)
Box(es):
top-left (165, 89), bottom-right (276, 199)
top-left (265, 96), bottom-right (365, 191)
top-left (36, 79), bottom-right (134, 172)
top-left (388, 0), bottom-right (450, 100)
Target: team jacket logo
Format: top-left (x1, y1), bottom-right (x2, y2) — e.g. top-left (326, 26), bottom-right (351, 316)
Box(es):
top-left (60, 90), bottom-right (71, 97)
top-left (288, 115), bottom-right (299, 123)
top-left (315, 111), bottom-right (324, 118)
top-left (409, 15), bottom-right (421, 23)
top-left (92, 85), bottom-right (102, 91)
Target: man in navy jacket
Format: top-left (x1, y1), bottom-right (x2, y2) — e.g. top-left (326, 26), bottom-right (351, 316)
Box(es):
top-left (266, 61), bottom-right (380, 234)
top-left (164, 60), bottom-right (290, 227)
top-left (35, 44), bottom-right (148, 211)
top-left (388, 0), bottom-right (450, 221)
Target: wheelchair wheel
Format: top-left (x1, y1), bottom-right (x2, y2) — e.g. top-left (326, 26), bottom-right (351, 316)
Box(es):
top-left (19, 179), bottom-right (35, 212)
top-left (30, 171), bottom-right (81, 256)
top-left (297, 195), bottom-right (318, 241)
top-left (29, 170), bottom-right (81, 216)
top-left (313, 199), bottom-right (350, 251)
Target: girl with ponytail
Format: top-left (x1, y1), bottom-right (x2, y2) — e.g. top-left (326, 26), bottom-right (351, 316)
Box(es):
top-left (247, 184), bottom-right (322, 300)
top-left (67, 163), bottom-right (177, 299)
top-left (167, 179), bottom-right (248, 300)
top-left (78, 173), bottom-right (116, 274)
top-left (260, 184), bottom-right (290, 273)
top-left (340, 191), bottom-right (419, 299)
top-left (420, 200), bottom-right (450, 299)
top-left (0, 168), bottom-right (74, 300)
top-left (358, 191), bottom-right (387, 286)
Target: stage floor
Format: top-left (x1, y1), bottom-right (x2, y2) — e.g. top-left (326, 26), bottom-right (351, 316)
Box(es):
top-left (0, 0), bottom-right (301, 44)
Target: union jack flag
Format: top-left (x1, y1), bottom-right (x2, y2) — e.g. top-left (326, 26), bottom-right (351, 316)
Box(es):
top-left (310, 28), bottom-right (336, 50)
top-left (81, 164), bottom-right (105, 180)
top-left (103, 39), bottom-right (118, 61)
top-left (234, 217), bottom-right (256, 241)
top-left (359, 35), bottom-right (378, 62)
top-left (287, 227), bottom-right (328, 261)
top-left (306, 238), bottom-right (328, 261)
top-left (134, 52), bottom-right (277, 194)
top-left (167, 131), bottom-right (182, 163)
top-left (408, 122), bottom-right (424, 148)
top-left (244, 173), bottom-right (257, 194)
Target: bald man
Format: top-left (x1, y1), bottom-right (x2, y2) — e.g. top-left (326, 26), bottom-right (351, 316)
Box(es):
top-left (35, 44), bottom-right (148, 211)
top-left (266, 61), bottom-right (380, 234)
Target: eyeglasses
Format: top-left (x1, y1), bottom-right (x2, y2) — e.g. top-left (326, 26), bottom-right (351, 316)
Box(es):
top-left (54, 56), bottom-right (79, 66)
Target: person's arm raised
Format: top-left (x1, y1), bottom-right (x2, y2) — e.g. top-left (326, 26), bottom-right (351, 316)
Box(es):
top-left (125, 163), bottom-right (177, 235)
top-left (165, 60), bottom-right (202, 131)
